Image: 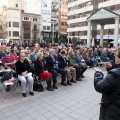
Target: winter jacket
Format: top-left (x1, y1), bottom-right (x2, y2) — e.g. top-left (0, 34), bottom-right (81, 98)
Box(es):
top-left (94, 65), bottom-right (120, 120)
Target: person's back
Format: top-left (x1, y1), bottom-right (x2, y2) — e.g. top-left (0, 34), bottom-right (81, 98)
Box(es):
top-left (94, 66), bottom-right (120, 120)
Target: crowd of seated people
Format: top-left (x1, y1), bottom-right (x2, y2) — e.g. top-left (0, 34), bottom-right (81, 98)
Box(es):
top-left (0, 41), bottom-right (116, 97)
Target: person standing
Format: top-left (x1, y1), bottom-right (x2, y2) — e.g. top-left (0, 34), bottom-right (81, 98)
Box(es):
top-left (94, 46), bottom-right (120, 120)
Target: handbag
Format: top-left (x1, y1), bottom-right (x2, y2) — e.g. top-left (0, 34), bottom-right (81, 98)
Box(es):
top-left (1, 70), bottom-right (12, 83)
top-left (33, 80), bottom-right (44, 92)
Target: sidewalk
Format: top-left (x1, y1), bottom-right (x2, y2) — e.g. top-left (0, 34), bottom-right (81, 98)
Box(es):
top-left (0, 68), bottom-right (106, 120)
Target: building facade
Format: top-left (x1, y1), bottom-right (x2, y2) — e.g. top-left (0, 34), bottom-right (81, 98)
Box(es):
top-left (59, 0), bottom-right (68, 38)
top-left (68, 0), bottom-right (120, 44)
top-left (21, 13), bottom-right (40, 43)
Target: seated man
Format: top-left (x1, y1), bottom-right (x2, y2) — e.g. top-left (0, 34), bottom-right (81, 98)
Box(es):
top-left (46, 49), bottom-right (67, 87)
top-left (30, 47), bottom-right (38, 63)
top-left (2, 50), bottom-right (16, 91)
top-left (58, 50), bottom-right (76, 84)
top-left (16, 53), bottom-right (34, 97)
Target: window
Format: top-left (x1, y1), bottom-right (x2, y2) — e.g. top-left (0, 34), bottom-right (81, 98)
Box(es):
top-left (79, 13), bottom-right (82, 17)
top-left (47, 26), bottom-right (50, 30)
top-left (86, 12), bottom-right (90, 17)
top-left (78, 22), bottom-right (81, 26)
top-left (110, 5), bottom-right (115, 11)
top-left (9, 22), bottom-right (11, 27)
top-left (43, 4), bottom-right (47, 7)
top-left (0, 25), bottom-right (2, 30)
top-left (43, 26), bottom-right (46, 30)
top-left (9, 31), bottom-right (11, 37)
top-left (61, 22), bottom-right (64, 26)
top-left (72, 32), bottom-right (75, 36)
top-left (14, 12), bottom-right (18, 18)
top-left (16, 3), bottom-right (18, 7)
top-left (86, 1), bottom-right (91, 6)
top-left (13, 31), bottom-right (19, 37)
top-left (13, 22), bottom-right (19, 27)
top-left (33, 18), bottom-right (37, 21)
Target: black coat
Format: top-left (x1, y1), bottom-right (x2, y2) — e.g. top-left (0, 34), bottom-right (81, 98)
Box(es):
top-left (94, 65), bottom-right (120, 120)
top-left (45, 55), bottom-right (57, 70)
top-left (57, 54), bottom-right (67, 69)
top-left (34, 59), bottom-right (45, 75)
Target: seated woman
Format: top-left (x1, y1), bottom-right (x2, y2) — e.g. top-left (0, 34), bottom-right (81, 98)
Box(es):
top-left (34, 52), bottom-right (54, 91)
top-left (16, 53), bottom-right (34, 97)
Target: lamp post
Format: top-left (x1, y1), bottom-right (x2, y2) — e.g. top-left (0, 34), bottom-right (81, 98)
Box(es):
top-left (108, 27), bottom-right (111, 40)
top-left (68, 24), bottom-right (70, 44)
top-left (78, 31), bottom-right (81, 43)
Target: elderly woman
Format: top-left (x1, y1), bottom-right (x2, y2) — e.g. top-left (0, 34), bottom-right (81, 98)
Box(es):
top-left (34, 52), bottom-right (54, 91)
top-left (94, 46), bottom-right (120, 120)
top-left (16, 53), bottom-right (34, 97)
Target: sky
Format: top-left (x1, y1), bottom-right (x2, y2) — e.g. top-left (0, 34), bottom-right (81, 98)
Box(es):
top-left (0, 0), bottom-right (8, 6)
top-left (0, 0), bottom-right (40, 14)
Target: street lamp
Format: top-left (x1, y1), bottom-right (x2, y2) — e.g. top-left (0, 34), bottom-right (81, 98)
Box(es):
top-left (68, 24), bottom-right (70, 44)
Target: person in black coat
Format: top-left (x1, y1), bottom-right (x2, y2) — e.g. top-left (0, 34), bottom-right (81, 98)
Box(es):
top-left (94, 46), bottom-right (120, 120)
top-left (46, 49), bottom-right (67, 87)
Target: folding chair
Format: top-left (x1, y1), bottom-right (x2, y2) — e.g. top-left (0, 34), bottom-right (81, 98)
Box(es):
top-left (0, 69), bottom-right (18, 98)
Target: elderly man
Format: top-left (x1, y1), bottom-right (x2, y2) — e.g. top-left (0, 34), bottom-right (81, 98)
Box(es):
top-left (30, 47), bottom-right (38, 63)
top-left (46, 49), bottom-right (67, 88)
top-left (58, 50), bottom-right (77, 84)
top-left (2, 51), bottom-right (16, 91)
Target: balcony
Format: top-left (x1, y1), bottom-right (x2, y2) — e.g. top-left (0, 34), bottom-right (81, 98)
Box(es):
top-left (60, 30), bottom-right (67, 35)
top-left (51, 14), bottom-right (58, 18)
top-left (52, 22), bottom-right (58, 26)
top-left (32, 29), bottom-right (39, 33)
top-left (52, 7), bottom-right (58, 12)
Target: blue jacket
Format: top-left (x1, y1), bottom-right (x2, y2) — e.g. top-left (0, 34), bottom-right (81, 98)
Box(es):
top-left (75, 55), bottom-right (82, 65)
top-left (30, 52), bottom-right (37, 63)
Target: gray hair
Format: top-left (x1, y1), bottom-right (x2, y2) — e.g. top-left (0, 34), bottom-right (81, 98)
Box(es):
top-left (20, 52), bottom-right (25, 57)
top-left (37, 52), bottom-right (43, 59)
top-left (49, 49), bottom-right (55, 54)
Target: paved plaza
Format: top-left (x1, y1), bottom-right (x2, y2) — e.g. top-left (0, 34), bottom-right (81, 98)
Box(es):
top-left (0, 68), bottom-right (107, 120)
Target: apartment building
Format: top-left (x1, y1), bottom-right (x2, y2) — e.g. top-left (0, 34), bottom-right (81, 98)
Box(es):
top-left (21, 12), bottom-right (40, 43)
top-left (68, 0), bottom-right (120, 46)
top-left (59, 0), bottom-right (68, 38)
top-left (0, 0), bottom-right (41, 42)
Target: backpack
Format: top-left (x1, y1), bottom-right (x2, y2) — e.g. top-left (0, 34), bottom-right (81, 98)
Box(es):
top-left (1, 70), bottom-right (12, 83)
top-left (33, 80), bottom-right (44, 92)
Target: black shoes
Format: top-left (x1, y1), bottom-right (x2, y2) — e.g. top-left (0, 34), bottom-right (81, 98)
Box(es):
top-left (22, 92), bottom-right (34, 97)
top-left (22, 93), bottom-right (27, 97)
top-left (61, 81), bottom-right (67, 86)
top-left (30, 92), bottom-right (34, 96)
top-left (77, 77), bottom-right (82, 81)
top-left (53, 84), bottom-right (58, 89)
top-left (47, 86), bottom-right (54, 91)
top-left (81, 75), bottom-right (85, 78)
top-left (70, 80), bottom-right (76, 83)
top-left (6, 85), bottom-right (11, 91)
top-left (67, 81), bottom-right (72, 86)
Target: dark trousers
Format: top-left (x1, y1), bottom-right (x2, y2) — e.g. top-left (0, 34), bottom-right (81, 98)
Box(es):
top-left (48, 69), bottom-right (58, 85)
top-left (73, 65), bottom-right (81, 79)
top-left (54, 68), bottom-right (67, 83)
top-left (79, 64), bottom-right (87, 75)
